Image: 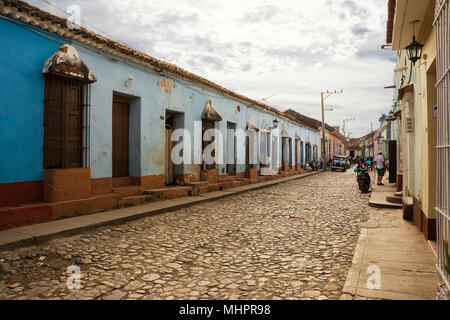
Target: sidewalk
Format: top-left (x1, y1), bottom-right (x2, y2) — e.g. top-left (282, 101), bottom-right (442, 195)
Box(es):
top-left (0, 171), bottom-right (321, 250)
top-left (341, 176), bottom-right (437, 300)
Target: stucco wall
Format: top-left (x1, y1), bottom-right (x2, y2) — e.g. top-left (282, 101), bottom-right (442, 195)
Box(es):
top-left (419, 28), bottom-right (437, 219)
top-left (0, 16), bottom-right (71, 183)
top-left (76, 42), bottom-right (319, 179)
top-left (0, 17), bottom-right (319, 185)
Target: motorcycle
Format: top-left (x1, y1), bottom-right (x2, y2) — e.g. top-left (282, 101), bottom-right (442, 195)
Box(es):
top-left (354, 165), bottom-right (371, 193)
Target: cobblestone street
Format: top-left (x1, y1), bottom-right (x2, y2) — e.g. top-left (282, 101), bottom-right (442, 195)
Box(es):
top-left (0, 170), bottom-right (370, 300)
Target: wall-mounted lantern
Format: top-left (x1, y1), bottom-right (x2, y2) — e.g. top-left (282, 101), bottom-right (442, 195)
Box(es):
top-left (272, 119), bottom-right (279, 128)
top-left (405, 20), bottom-right (423, 65)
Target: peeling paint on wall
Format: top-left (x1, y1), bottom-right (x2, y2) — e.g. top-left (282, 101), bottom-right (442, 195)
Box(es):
top-left (158, 79), bottom-right (176, 93)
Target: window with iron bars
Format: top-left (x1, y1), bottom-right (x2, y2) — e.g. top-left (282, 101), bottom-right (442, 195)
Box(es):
top-left (43, 74), bottom-right (91, 169)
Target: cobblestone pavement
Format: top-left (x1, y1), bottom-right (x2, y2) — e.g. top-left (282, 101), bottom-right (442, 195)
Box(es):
top-left (0, 170), bottom-right (370, 300)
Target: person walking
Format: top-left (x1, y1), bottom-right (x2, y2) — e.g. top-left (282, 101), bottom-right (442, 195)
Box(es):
top-left (374, 152), bottom-right (386, 185)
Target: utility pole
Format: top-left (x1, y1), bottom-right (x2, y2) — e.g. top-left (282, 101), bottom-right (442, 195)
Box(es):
top-left (321, 89), bottom-right (343, 169)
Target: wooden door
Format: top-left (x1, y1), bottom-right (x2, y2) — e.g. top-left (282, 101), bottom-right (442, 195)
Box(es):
top-left (112, 96), bottom-right (130, 178)
top-left (227, 123), bottom-right (236, 174)
top-left (165, 127), bottom-right (175, 185)
top-left (389, 140), bottom-right (397, 183)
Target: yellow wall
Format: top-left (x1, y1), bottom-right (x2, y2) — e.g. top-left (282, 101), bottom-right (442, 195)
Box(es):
top-left (420, 27), bottom-right (437, 219)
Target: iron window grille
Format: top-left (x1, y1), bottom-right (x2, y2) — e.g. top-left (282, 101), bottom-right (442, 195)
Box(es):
top-left (43, 74), bottom-right (91, 170)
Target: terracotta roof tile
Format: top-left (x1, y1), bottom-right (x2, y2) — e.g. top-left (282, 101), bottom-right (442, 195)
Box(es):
top-left (283, 109), bottom-right (319, 131)
top-left (386, 0), bottom-right (396, 44)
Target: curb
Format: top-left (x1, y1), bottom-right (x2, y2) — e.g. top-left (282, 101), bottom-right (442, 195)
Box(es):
top-left (0, 171), bottom-right (322, 251)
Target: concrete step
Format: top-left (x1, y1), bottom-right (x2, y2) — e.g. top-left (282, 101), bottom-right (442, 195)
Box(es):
top-left (112, 185), bottom-right (142, 197)
top-left (265, 174), bottom-right (280, 181)
top-left (369, 192), bottom-right (402, 209)
top-left (0, 202), bottom-right (52, 231)
top-left (184, 182), bottom-right (209, 195)
top-left (144, 186), bottom-right (193, 201)
top-left (218, 175), bottom-right (236, 182)
top-left (0, 193), bottom-right (127, 230)
top-left (220, 180), bottom-right (235, 190)
top-left (231, 180), bottom-right (244, 188)
top-left (257, 176), bottom-right (268, 182)
top-left (394, 191), bottom-right (402, 197)
top-left (51, 193), bottom-right (121, 220)
top-left (119, 195), bottom-right (153, 207)
top-left (386, 193), bottom-right (402, 204)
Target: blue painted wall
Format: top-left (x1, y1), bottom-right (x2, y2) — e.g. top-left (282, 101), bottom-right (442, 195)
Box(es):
top-left (0, 16), bottom-right (319, 185)
top-left (0, 16), bottom-right (70, 183)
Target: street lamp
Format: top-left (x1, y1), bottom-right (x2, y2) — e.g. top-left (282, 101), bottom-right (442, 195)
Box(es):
top-left (272, 118), bottom-right (279, 128)
top-left (321, 90), bottom-right (343, 169)
top-left (405, 20), bottom-right (423, 65)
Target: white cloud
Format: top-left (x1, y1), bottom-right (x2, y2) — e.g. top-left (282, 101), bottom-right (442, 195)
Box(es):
top-left (26, 0), bottom-right (396, 137)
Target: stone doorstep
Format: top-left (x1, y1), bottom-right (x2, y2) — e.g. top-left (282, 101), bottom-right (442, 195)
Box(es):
top-left (231, 180), bottom-right (244, 188)
top-left (111, 185), bottom-right (142, 197)
top-left (144, 187), bottom-right (193, 201)
top-left (0, 193), bottom-right (125, 231)
top-left (0, 202), bottom-right (53, 231)
top-left (368, 192), bottom-right (402, 209)
top-left (236, 178), bottom-right (251, 186)
top-left (218, 175), bottom-right (236, 182)
top-left (118, 195), bottom-right (153, 207)
top-left (257, 176), bottom-right (268, 182)
top-left (184, 181), bottom-right (209, 196)
top-left (386, 193), bottom-right (402, 204)
top-left (51, 193), bottom-right (121, 220)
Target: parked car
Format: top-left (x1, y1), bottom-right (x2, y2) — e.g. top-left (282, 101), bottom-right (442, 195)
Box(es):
top-left (331, 156), bottom-right (347, 172)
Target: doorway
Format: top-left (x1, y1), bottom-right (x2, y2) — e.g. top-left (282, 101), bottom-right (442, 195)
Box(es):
top-left (300, 141), bottom-right (304, 165)
top-left (112, 95), bottom-right (130, 178)
top-left (246, 129), bottom-right (258, 176)
top-left (282, 137), bottom-right (289, 165)
top-left (271, 135), bottom-right (278, 172)
top-left (202, 119), bottom-right (216, 170)
top-left (165, 113), bottom-right (176, 185)
top-left (227, 122), bottom-right (237, 175)
top-left (305, 143), bottom-right (311, 163)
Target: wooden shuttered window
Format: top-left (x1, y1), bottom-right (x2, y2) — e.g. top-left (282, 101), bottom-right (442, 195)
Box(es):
top-left (43, 74), bottom-right (85, 169)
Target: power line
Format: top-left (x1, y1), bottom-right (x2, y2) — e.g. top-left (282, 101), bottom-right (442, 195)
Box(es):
top-left (39, 0), bottom-right (133, 48)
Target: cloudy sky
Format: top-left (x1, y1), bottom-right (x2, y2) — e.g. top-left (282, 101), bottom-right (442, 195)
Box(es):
top-left (27, 0), bottom-right (396, 137)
